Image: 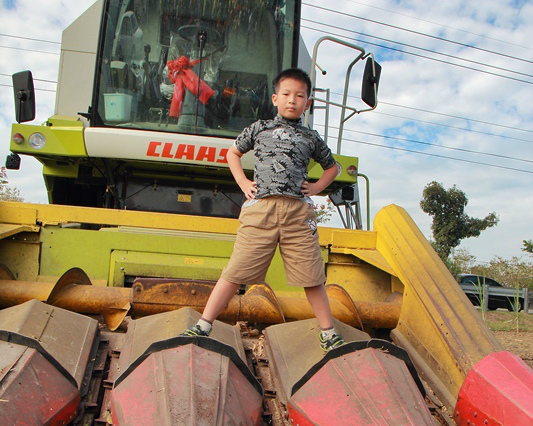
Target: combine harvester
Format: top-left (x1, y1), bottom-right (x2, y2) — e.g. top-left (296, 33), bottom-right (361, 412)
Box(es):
top-left (1, 1), bottom-right (532, 424)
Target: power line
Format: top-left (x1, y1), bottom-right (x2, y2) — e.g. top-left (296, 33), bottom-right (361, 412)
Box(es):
top-left (377, 100), bottom-right (533, 135)
top-left (302, 24), bottom-right (533, 85)
top-left (0, 73), bottom-right (56, 84)
top-left (0, 33), bottom-right (60, 45)
top-left (5, 69), bottom-right (531, 147)
top-left (303, 17), bottom-right (533, 80)
top-left (344, 128), bottom-right (533, 164)
top-left (372, 110), bottom-right (533, 144)
top-left (337, 134), bottom-right (533, 175)
top-left (0, 45), bottom-right (59, 55)
top-left (325, 92), bottom-right (533, 144)
top-left (3, 32), bottom-right (530, 141)
top-left (303, 2), bottom-right (533, 66)
top-left (0, 83), bottom-right (56, 93)
top-left (313, 122), bottom-right (533, 172)
top-left (339, 0), bottom-right (533, 53)
top-left (324, 91), bottom-right (533, 142)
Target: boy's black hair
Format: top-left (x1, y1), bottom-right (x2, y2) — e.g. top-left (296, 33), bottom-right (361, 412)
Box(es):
top-left (273, 68), bottom-right (312, 97)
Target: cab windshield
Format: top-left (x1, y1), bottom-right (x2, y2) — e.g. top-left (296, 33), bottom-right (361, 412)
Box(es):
top-left (96, 0), bottom-right (298, 137)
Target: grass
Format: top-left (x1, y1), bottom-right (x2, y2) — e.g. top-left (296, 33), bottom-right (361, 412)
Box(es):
top-left (471, 276), bottom-right (487, 321)
top-left (484, 311), bottom-right (533, 332)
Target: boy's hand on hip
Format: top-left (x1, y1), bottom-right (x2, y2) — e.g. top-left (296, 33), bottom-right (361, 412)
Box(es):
top-left (301, 181), bottom-right (319, 197)
top-left (239, 179), bottom-right (257, 200)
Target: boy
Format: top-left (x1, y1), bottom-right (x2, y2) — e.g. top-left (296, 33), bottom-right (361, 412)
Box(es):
top-left (183, 68), bottom-right (345, 351)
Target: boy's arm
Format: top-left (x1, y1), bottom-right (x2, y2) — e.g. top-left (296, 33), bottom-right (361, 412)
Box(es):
top-left (301, 163), bottom-right (339, 197)
top-left (227, 144), bottom-right (257, 200)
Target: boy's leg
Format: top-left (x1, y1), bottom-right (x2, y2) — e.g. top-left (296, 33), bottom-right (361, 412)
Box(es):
top-left (201, 277), bottom-right (241, 323)
top-left (277, 198), bottom-right (345, 351)
top-left (183, 199), bottom-right (278, 337)
top-left (304, 284), bottom-right (334, 330)
top-left (182, 277), bottom-right (240, 336)
top-left (304, 284), bottom-right (346, 351)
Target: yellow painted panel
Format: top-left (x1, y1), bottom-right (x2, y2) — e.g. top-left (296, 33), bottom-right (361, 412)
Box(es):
top-left (326, 260), bottom-right (391, 303)
top-left (109, 250), bottom-right (229, 287)
top-left (318, 226), bottom-right (377, 249)
top-left (340, 248), bottom-right (395, 277)
top-left (0, 201), bottom-right (239, 235)
top-left (0, 224), bottom-right (37, 239)
top-left (0, 202), bottom-right (38, 225)
top-left (373, 204), bottom-right (501, 410)
top-left (0, 235), bottom-right (40, 281)
top-left (391, 275), bottom-right (404, 294)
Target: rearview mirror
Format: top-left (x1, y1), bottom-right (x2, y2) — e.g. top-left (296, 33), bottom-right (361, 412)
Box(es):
top-left (12, 70), bottom-right (36, 123)
top-left (361, 57), bottom-right (381, 108)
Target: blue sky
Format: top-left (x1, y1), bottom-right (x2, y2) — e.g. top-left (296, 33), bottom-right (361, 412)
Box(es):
top-left (0, 0), bottom-right (532, 264)
top-left (2, 0), bottom-right (15, 9)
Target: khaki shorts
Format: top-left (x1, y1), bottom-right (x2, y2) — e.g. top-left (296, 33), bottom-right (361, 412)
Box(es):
top-left (221, 196), bottom-right (326, 287)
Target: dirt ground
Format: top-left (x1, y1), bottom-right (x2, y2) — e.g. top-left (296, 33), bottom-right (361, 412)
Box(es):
top-left (485, 311), bottom-right (533, 369)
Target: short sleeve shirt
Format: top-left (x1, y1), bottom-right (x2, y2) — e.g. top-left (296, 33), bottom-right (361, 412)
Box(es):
top-left (234, 115), bottom-right (336, 199)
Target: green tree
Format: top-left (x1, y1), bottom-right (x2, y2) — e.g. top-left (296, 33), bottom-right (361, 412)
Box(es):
top-left (447, 248), bottom-right (477, 277)
top-left (0, 166), bottom-right (24, 202)
top-left (420, 181), bottom-right (498, 260)
top-left (523, 239), bottom-right (533, 256)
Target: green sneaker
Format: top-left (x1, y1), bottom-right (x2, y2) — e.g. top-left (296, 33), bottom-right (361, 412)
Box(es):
top-left (319, 332), bottom-right (346, 352)
top-left (181, 324), bottom-right (211, 337)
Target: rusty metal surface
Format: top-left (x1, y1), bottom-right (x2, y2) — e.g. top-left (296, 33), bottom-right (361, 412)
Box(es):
top-left (132, 279), bottom-right (396, 329)
top-left (131, 277), bottom-right (214, 314)
top-left (350, 299), bottom-right (401, 329)
top-left (287, 347), bottom-right (435, 425)
top-left (0, 272), bottom-right (401, 331)
top-left (277, 295), bottom-right (400, 329)
top-left (0, 280), bottom-right (53, 308)
top-left (50, 284), bottom-right (130, 331)
top-left (47, 268), bottom-right (130, 331)
top-left (0, 299), bottom-right (98, 389)
top-left (237, 283), bottom-right (286, 324)
top-left (0, 276), bottom-right (131, 330)
top-left (0, 339), bottom-right (26, 382)
top-left (132, 278), bottom-right (286, 324)
top-left (111, 344), bottom-right (262, 426)
top-left (117, 307), bottom-right (247, 375)
top-left (47, 266), bottom-right (92, 299)
top-left (325, 284), bottom-right (363, 328)
top-left (0, 264), bottom-right (16, 280)
top-left (264, 318), bottom-right (369, 405)
top-left (94, 331), bottom-right (126, 425)
top-left (0, 341), bottom-right (80, 426)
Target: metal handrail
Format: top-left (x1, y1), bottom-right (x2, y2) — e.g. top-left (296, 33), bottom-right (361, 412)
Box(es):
top-left (304, 36), bottom-right (378, 153)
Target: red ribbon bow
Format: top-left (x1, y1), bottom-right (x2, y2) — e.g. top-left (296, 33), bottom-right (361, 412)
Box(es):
top-left (167, 55), bottom-right (215, 118)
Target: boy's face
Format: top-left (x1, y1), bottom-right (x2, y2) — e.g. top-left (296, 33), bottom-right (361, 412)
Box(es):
top-left (272, 77), bottom-right (312, 121)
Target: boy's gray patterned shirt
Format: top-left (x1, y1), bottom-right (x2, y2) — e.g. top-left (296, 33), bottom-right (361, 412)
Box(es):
top-left (234, 115), bottom-right (336, 199)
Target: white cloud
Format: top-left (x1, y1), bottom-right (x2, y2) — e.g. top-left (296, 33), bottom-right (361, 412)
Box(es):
top-left (303, 0), bottom-right (532, 263)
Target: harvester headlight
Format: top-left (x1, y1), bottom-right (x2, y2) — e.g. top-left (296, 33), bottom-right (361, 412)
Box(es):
top-left (28, 132), bottom-right (46, 149)
top-left (12, 133), bottom-right (24, 144)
